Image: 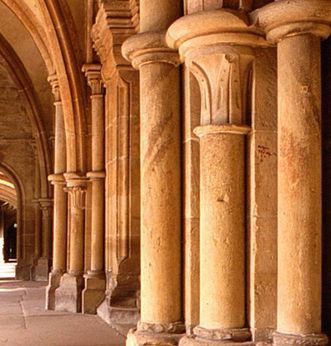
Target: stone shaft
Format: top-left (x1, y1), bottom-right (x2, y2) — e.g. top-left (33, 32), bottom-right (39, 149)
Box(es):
top-left (52, 100), bottom-right (67, 272)
top-left (90, 177), bottom-right (104, 272)
top-left (52, 181), bottom-right (67, 271)
top-left (41, 202), bottom-right (52, 259)
top-left (140, 61), bottom-right (182, 324)
top-left (91, 94), bottom-right (104, 172)
top-left (277, 33), bottom-right (322, 335)
top-left (54, 101), bottom-right (66, 174)
top-left (68, 193), bottom-right (85, 275)
top-left (198, 129), bottom-right (245, 329)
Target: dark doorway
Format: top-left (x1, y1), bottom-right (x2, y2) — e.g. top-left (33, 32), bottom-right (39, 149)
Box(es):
top-left (4, 223), bottom-right (16, 262)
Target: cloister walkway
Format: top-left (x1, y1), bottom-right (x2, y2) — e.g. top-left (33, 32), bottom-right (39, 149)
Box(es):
top-left (0, 280), bottom-right (125, 346)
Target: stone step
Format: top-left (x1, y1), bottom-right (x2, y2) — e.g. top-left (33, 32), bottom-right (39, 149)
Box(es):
top-left (0, 263), bottom-right (16, 278)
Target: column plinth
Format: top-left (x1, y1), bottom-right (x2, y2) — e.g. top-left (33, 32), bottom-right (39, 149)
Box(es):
top-left (254, 1), bottom-right (331, 344)
top-left (167, 10), bottom-right (265, 345)
top-left (123, 27), bottom-right (183, 346)
top-left (55, 174), bottom-right (87, 313)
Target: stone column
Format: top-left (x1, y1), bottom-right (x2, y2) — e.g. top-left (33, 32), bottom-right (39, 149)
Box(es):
top-left (33, 150), bottom-right (41, 263)
top-left (122, 1), bottom-right (183, 344)
top-left (0, 207), bottom-right (4, 263)
top-left (255, 1), bottom-right (331, 344)
top-left (55, 174), bottom-right (87, 313)
top-left (167, 9), bottom-right (266, 345)
top-left (46, 74), bottom-right (67, 309)
top-left (82, 64), bottom-right (106, 314)
top-left (35, 198), bottom-right (53, 281)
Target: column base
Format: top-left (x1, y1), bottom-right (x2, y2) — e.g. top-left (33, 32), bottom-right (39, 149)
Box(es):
top-left (45, 270), bottom-right (64, 310)
top-left (127, 328), bottom-right (184, 346)
top-left (97, 299), bottom-right (140, 325)
top-left (273, 332), bottom-right (329, 346)
top-left (34, 257), bottom-right (51, 281)
top-left (82, 273), bottom-right (106, 314)
top-left (15, 261), bottom-right (32, 280)
top-left (179, 335), bottom-right (256, 346)
top-left (193, 326), bottom-right (251, 343)
top-left (55, 272), bottom-right (84, 313)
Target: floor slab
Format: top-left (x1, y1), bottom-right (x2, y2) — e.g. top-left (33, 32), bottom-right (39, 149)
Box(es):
top-left (0, 280), bottom-right (126, 346)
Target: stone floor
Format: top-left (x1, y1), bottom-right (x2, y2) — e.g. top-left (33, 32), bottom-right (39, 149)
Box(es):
top-left (0, 280), bottom-right (126, 346)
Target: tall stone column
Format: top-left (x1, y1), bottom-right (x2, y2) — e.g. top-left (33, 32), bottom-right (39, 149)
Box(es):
top-left (55, 174), bottom-right (87, 313)
top-left (82, 64), bottom-right (106, 314)
top-left (167, 9), bottom-right (266, 345)
top-left (35, 198), bottom-right (53, 281)
top-left (46, 74), bottom-right (68, 309)
top-left (33, 150), bottom-right (42, 264)
top-left (255, 1), bottom-right (331, 344)
top-left (122, 1), bottom-right (183, 344)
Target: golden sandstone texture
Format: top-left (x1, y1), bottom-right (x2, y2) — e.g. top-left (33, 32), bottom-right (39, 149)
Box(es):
top-left (0, 1), bottom-right (330, 346)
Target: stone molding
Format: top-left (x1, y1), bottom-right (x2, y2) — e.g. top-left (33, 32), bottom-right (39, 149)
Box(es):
top-left (251, 0), bottom-right (331, 42)
top-left (166, 10), bottom-right (268, 61)
top-left (184, 0), bottom-right (253, 14)
top-left (137, 321), bottom-right (186, 334)
top-left (48, 173), bottom-right (66, 185)
top-left (273, 332), bottom-right (329, 346)
top-left (194, 124), bottom-right (251, 138)
top-left (86, 171), bottom-right (106, 181)
top-left (92, 0), bottom-right (139, 80)
top-left (122, 31), bottom-right (180, 69)
top-left (194, 326), bottom-right (251, 342)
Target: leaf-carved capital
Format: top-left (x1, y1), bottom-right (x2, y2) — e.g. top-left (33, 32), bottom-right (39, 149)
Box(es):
top-left (48, 74), bottom-right (61, 102)
top-left (82, 64), bottom-right (103, 95)
top-left (186, 46), bottom-right (254, 126)
top-left (63, 173), bottom-right (88, 210)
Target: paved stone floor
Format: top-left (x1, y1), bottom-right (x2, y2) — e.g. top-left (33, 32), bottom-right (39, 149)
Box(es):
top-left (0, 280), bottom-right (126, 346)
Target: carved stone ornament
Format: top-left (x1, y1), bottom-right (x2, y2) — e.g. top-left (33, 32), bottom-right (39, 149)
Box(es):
top-left (137, 321), bottom-right (185, 334)
top-left (82, 64), bottom-right (103, 95)
top-left (273, 332), bottom-right (329, 346)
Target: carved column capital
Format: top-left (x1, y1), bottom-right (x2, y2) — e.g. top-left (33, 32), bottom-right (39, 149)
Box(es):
top-left (82, 64), bottom-right (103, 95)
top-left (251, 0), bottom-right (331, 43)
top-left (64, 173), bottom-right (88, 210)
top-left (167, 10), bottom-right (267, 128)
top-left (39, 198), bottom-right (53, 218)
top-left (122, 31), bottom-right (180, 69)
top-left (48, 74), bottom-right (61, 102)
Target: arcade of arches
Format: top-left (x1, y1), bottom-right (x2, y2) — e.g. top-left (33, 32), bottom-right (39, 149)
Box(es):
top-left (0, 0), bottom-right (331, 345)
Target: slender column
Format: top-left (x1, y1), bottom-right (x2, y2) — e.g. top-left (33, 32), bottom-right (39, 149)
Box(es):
top-left (54, 174), bottom-right (87, 313)
top-left (39, 199), bottom-right (53, 260)
top-left (167, 9), bottom-right (266, 345)
top-left (33, 150), bottom-right (41, 261)
top-left (255, 1), bottom-right (331, 344)
top-left (35, 197), bottom-right (53, 281)
top-left (122, 1), bottom-right (183, 344)
top-left (82, 64), bottom-right (106, 314)
top-left (46, 74), bottom-right (67, 309)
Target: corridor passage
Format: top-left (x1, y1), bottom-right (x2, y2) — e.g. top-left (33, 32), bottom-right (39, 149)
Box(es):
top-left (0, 280), bottom-right (125, 346)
